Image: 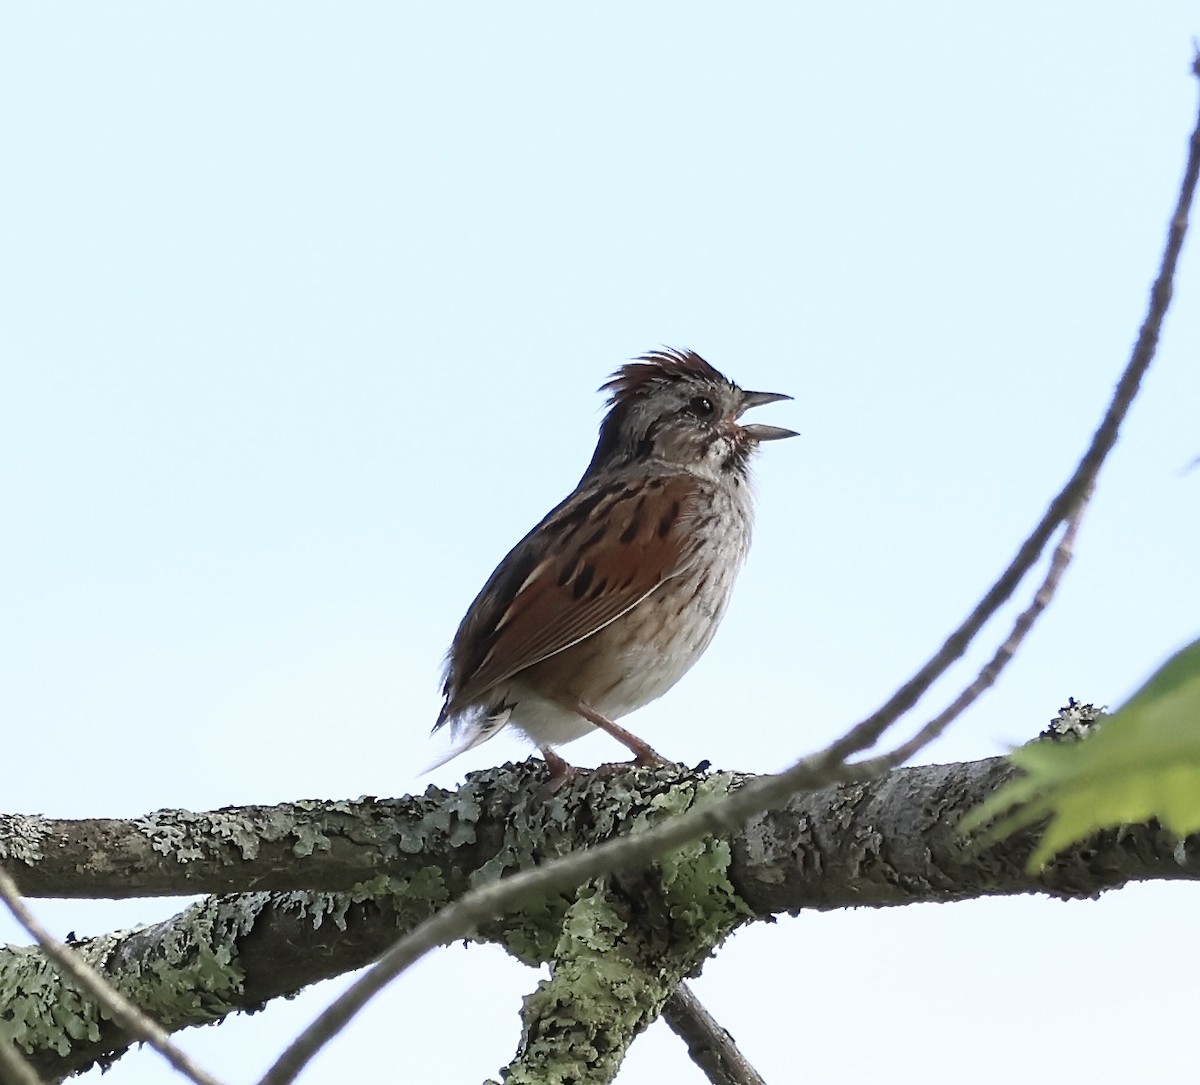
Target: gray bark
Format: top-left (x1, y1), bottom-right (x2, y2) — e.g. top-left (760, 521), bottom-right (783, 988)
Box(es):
top-left (1, 756), bottom-right (1194, 1079)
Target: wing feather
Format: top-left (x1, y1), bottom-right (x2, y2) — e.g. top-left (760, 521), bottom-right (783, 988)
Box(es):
top-left (439, 474), bottom-right (699, 720)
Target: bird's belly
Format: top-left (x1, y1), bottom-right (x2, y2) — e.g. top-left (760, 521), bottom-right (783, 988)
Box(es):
top-left (507, 558), bottom-right (737, 745)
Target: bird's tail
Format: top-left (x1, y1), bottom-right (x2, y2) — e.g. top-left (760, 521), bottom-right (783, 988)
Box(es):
top-left (421, 705), bottom-right (513, 773)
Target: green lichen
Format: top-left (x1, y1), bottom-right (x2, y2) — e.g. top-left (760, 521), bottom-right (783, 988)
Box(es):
top-left (267, 867), bottom-right (451, 936)
top-left (393, 866), bottom-right (450, 921)
top-left (0, 943), bottom-right (104, 1055)
top-left (209, 812), bottom-right (270, 861)
top-left (288, 820), bottom-right (333, 859)
top-left (399, 784), bottom-right (483, 854)
top-left (476, 767), bottom-right (752, 971)
top-left (491, 896), bottom-right (575, 967)
top-left (496, 769), bottom-right (755, 1084)
top-left (134, 809), bottom-right (248, 863)
top-left (0, 897), bottom-right (259, 1058)
top-left (504, 886), bottom-right (668, 1085)
top-left (355, 867), bottom-right (451, 931)
top-left (134, 810), bottom-right (202, 861)
top-left (0, 814), bottom-right (49, 864)
top-left (644, 776), bottom-right (755, 943)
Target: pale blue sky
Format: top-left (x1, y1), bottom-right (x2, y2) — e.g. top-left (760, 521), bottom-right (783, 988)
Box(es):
top-left (3, 5), bottom-right (1199, 1083)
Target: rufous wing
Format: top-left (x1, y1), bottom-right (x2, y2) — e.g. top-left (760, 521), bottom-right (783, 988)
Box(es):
top-left (441, 474), bottom-right (700, 716)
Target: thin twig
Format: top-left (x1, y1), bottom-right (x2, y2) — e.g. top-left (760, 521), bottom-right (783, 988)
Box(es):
top-left (880, 488), bottom-right (1091, 768)
top-left (661, 982), bottom-right (768, 1085)
top-left (0, 867), bottom-right (228, 1085)
top-left (653, 483), bottom-right (1090, 1085)
top-left (824, 55), bottom-right (1200, 764)
top-left (257, 62), bottom-right (1200, 1085)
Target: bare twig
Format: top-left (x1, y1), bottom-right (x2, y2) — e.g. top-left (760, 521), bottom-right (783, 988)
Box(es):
top-left (653, 477), bottom-right (1091, 1085)
top-left (257, 61), bottom-right (1200, 1085)
top-left (878, 489), bottom-right (1091, 768)
top-left (824, 54), bottom-right (1200, 765)
top-left (0, 867), bottom-right (227, 1085)
top-left (662, 982), bottom-right (768, 1085)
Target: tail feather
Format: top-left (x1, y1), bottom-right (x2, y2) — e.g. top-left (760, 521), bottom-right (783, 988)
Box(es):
top-left (422, 706), bottom-right (513, 773)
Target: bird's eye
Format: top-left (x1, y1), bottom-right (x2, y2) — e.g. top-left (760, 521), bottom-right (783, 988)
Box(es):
top-left (688, 395), bottom-right (716, 418)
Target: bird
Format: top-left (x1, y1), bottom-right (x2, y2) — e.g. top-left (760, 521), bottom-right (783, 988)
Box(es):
top-left (431, 347), bottom-right (796, 775)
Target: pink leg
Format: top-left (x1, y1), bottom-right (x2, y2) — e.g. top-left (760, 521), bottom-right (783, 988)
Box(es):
top-left (571, 699), bottom-right (668, 767)
top-left (539, 746), bottom-right (578, 793)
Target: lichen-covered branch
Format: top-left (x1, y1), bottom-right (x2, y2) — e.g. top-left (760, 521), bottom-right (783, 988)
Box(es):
top-left (4, 753), bottom-right (1200, 1078)
top-left (497, 778), bottom-right (754, 1085)
top-left (0, 866), bottom-right (224, 1085)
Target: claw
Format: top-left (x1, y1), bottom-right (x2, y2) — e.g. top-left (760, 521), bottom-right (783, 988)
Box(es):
top-left (539, 747), bottom-right (578, 795)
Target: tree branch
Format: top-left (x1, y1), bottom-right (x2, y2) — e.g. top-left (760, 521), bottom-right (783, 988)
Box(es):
top-left (5, 751), bottom-right (1200, 1078)
top-left (661, 983), bottom-right (767, 1085)
top-left (0, 868), bottom-right (226, 1085)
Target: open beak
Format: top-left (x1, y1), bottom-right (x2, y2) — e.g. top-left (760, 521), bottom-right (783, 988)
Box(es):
top-left (740, 389), bottom-right (799, 442)
top-left (742, 422), bottom-right (799, 442)
top-left (742, 390), bottom-right (791, 409)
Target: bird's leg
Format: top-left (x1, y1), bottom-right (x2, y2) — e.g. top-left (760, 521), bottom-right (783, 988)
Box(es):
top-left (538, 746), bottom-right (580, 795)
top-left (541, 746), bottom-right (574, 778)
top-left (571, 699), bottom-right (669, 767)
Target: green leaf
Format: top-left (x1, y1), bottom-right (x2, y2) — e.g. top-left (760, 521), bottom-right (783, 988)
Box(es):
top-left (963, 636), bottom-right (1200, 870)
